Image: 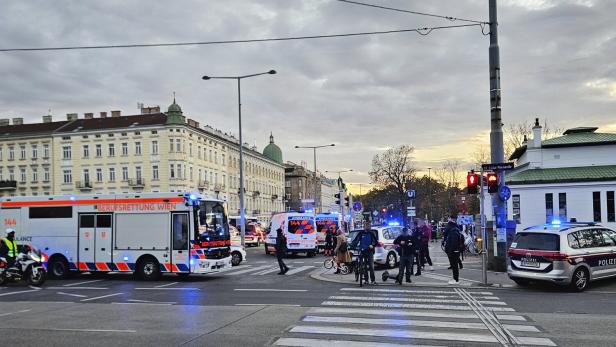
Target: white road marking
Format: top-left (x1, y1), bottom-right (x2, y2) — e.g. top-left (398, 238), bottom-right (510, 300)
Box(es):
top-left (425, 271), bottom-right (482, 284)
top-left (155, 282), bottom-right (178, 288)
top-left (328, 295), bottom-right (507, 306)
top-left (127, 299), bottom-right (176, 304)
top-left (340, 288), bottom-right (493, 295)
top-left (28, 285), bottom-right (43, 290)
top-left (364, 292), bottom-right (499, 300)
top-left (0, 289), bottom-right (40, 297)
top-left (134, 287), bottom-right (199, 290)
top-left (234, 289), bottom-right (308, 292)
top-left (33, 328), bottom-right (136, 333)
top-left (254, 261), bottom-right (268, 263)
top-left (275, 337), bottom-right (440, 347)
top-left (112, 302), bottom-right (172, 306)
top-left (284, 265), bottom-right (315, 275)
top-left (63, 279), bottom-right (104, 287)
top-left (46, 287), bottom-right (109, 290)
top-left (225, 265), bottom-right (271, 275)
top-left (57, 292), bottom-right (88, 298)
top-left (290, 325), bottom-right (498, 344)
top-left (302, 315), bottom-right (539, 332)
top-left (292, 261), bottom-right (305, 264)
top-left (235, 304), bottom-right (301, 307)
top-left (253, 267), bottom-right (283, 275)
top-left (321, 301), bottom-right (515, 312)
top-left (308, 307), bottom-right (526, 321)
top-left (0, 309), bottom-right (32, 317)
top-left (313, 261), bottom-right (323, 264)
top-left (80, 292), bottom-right (123, 302)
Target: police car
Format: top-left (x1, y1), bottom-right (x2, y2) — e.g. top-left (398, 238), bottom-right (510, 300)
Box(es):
top-left (348, 226), bottom-right (401, 268)
top-left (508, 221), bottom-right (616, 292)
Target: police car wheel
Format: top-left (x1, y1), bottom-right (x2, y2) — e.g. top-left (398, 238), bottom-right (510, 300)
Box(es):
top-left (231, 251), bottom-right (242, 266)
top-left (570, 267), bottom-right (589, 292)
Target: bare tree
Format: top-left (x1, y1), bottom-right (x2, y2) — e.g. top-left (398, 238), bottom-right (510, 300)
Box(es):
top-left (505, 119), bottom-right (564, 159)
top-left (471, 144), bottom-right (490, 169)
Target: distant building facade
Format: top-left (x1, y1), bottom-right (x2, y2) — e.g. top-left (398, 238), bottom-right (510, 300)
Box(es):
top-left (284, 162), bottom-right (340, 213)
top-left (0, 101), bottom-right (285, 225)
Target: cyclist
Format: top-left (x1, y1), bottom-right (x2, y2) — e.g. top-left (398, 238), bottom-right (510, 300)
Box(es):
top-left (351, 223), bottom-right (378, 285)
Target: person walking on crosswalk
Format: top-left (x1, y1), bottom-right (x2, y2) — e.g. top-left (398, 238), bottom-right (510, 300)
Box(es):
top-left (276, 228), bottom-right (289, 275)
top-left (443, 217), bottom-right (462, 284)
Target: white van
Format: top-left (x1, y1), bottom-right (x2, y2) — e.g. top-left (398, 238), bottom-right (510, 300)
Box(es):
top-left (265, 212), bottom-right (317, 257)
top-left (315, 213), bottom-right (340, 251)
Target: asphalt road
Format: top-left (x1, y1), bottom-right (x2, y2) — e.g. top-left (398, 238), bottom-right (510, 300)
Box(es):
top-left (1, 246), bottom-right (616, 346)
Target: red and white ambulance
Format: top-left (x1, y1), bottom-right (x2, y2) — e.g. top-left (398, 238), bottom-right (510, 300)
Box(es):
top-left (0, 192), bottom-right (232, 280)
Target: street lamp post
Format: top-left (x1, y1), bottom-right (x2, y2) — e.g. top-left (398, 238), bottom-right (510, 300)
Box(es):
top-left (427, 167), bottom-right (432, 221)
top-left (202, 69), bottom-right (276, 247)
top-left (294, 144), bottom-right (335, 212)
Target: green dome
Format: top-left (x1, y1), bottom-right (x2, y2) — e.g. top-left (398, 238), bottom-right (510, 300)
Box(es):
top-left (166, 97), bottom-right (185, 125)
top-left (263, 133), bottom-right (283, 164)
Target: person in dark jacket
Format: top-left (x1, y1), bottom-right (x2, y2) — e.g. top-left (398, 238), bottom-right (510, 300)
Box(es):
top-left (418, 220), bottom-right (434, 272)
top-left (275, 228), bottom-right (289, 274)
top-left (324, 227), bottom-right (334, 256)
top-left (443, 216), bottom-right (463, 270)
top-left (443, 217), bottom-right (462, 284)
top-left (393, 227), bottom-right (416, 284)
top-left (350, 223), bottom-right (378, 284)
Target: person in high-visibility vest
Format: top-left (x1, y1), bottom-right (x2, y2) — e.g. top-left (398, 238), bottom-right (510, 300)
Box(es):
top-left (0, 228), bottom-right (18, 268)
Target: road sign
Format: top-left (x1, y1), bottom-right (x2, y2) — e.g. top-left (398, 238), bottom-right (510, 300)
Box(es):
top-left (499, 185), bottom-right (512, 201)
top-left (372, 210), bottom-right (379, 216)
top-left (406, 189), bottom-right (416, 199)
top-left (481, 162), bottom-right (514, 171)
top-left (352, 201), bottom-right (363, 212)
top-left (406, 207), bottom-right (416, 217)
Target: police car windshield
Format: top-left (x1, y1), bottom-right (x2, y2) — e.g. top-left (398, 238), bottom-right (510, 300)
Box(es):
top-left (512, 232), bottom-right (560, 251)
top-left (198, 201), bottom-right (230, 237)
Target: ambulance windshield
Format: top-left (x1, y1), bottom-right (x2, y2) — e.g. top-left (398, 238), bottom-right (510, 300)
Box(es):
top-left (198, 201), bottom-right (230, 238)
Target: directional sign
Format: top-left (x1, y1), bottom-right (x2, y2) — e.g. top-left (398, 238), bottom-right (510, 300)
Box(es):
top-left (372, 210), bottom-right (379, 217)
top-left (406, 207), bottom-right (416, 217)
top-left (499, 185), bottom-right (512, 201)
top-left (482, 162), bottom-right (514, 171)
top-left (406, 189), bottom-right (416, 199)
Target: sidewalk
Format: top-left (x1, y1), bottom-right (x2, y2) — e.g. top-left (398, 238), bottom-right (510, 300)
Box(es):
top-left (311, 242), bottom-right (518, 289)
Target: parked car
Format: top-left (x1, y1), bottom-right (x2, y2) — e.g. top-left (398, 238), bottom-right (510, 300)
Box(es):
top-left (508, 221), bottom-right (616, 292)
top-left (348, 226), bottom-right (402, 268)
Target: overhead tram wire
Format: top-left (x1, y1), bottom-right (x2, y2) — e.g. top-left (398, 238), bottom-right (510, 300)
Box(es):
top-left (0, 24), bottom-right (483, 53)
top-left (335, 0), bottom-right (489, 25)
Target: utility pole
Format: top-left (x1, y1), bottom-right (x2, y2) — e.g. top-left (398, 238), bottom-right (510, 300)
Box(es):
top-left (489, 0), bottom-right (507, 267)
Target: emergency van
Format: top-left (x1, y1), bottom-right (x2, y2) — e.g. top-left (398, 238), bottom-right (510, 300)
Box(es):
top-left (315, 213), bottom-right (340, 251)
top-left (264, 212), bottom-right (317, 257)
top-left (0, 192), bottom-right (232, 281)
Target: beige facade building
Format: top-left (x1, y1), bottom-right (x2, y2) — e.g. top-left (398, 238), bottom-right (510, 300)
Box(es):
top-left (0, 101), bottom-right (285, 224)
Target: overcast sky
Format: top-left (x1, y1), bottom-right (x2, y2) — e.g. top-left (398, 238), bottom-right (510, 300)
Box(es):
top-left (1, 0), bottom-right (615, 192)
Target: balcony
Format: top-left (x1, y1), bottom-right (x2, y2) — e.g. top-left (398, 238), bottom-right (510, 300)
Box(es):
top-left (128, 178), bottom-right (145, 188)
top-left (198, 180), bottom-right (209, 189)
top-left (0, 180), bottom-right (17, 190)
top-left (75, 181), bottom-right (93, 191)
top-left (214, 184), bottom-right (224, 192)
top-left (271, 194), bottom-right (278, 200)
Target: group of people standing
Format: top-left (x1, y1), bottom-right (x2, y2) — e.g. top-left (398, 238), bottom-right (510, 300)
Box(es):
top-left (393, 219), bottom-right (434, 284)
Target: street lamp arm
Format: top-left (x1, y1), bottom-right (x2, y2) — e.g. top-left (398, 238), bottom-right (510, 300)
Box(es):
top-left (203, 70), bottom-right (276, 81)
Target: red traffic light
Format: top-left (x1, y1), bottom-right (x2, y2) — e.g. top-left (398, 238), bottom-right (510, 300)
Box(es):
top-left (467, 172), bottom-right (479, 194)
top-left (381, 208), bottom-right (387, 213)
top-left (487, 173), bottom-right (499, 193)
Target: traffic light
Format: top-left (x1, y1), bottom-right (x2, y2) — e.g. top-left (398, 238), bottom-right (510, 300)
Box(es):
top-left (466, 171), bottom-right (479, 194)
top-left (344, 196), bottom-right (350, 207)
top-left (487, 172), bottom-right (499, 193)
top-left (334, 193), bottom-right (341, 205)
top-left (381, 207), bottom-right (387, 214)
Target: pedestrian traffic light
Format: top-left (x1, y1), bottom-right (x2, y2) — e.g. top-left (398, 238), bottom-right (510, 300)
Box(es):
top-left (344, 196), bottom-right (350, 207)
top-left (381, 207), bottom-right (387, 214)
top-left (487, 172), bottom-right (499, 193)
top-left (334, 193), bottom-right (341, 205)
top-left (467, 171), bottom-right (479, 194)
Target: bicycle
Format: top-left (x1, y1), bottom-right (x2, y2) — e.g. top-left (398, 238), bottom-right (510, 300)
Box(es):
top-left (353, 250), bottom-right (370, 287)
top-left (323, 256), bottom-right (350, 275)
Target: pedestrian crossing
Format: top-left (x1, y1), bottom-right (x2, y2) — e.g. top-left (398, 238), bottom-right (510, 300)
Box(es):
top-left (221, 264), bottom-right (316, 277)
top-left (274, 287), bottom-right (556, 347)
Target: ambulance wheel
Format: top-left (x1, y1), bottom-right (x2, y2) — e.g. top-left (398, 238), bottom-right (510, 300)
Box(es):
top-left (136, 257), bottom-right (161, 281)
top-left (48, 256), bottom-right (70, 280)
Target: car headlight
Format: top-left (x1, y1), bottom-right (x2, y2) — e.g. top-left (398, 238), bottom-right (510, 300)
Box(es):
top-left (30, 253), bottom-right (41, 262)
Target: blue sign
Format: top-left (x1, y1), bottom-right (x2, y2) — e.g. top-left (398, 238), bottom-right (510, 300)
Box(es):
top-left (499, 185), bottom-right (511, 201)
top-left (352, 201), bottom-right (363, 212)
top-left (406, 189), bottom-right (416, 199)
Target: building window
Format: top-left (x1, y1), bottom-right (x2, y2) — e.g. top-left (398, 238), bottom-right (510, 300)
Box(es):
top-left (83, 169), bottom-right (90, 183)
top-left (151, 130), bottom-right (157, 135)
top-left (170, 164), bottom-right (175, 179)
top-left (8, 168), bottom-right (14, 181)
top-left (122, 167), bottom-right (129, 181)
top-left (176, 139), bottom-right (181, 152)
top-left (63, 169), bottom-right (72, 184)
top-left (512, 195), bottom-right (521, 224)
top-left (135, 166), bottom-right (142, 180)
top-left (108, 143), bottom-right (115, 157)
top-left (592, 192), bottom-right (602, 222)
top-left (169, 139), bottom-right (174, 152)
top-left (95, 144), bottom-right (102, 157)
top-left (20, 145), bottom-right (26, 160)
top-left (121, 142), bottom-right (128, 156)
top-left (152, 165), bottom-right (159, 180)
top-left (62, 145), bottom-right (71, 159)
top-left (222, 154), bottom-right (226, 166)
top-left (31, 145), bottom-right (37, 159)
top-left (298, 178), bottom-right (303, 188)
top-left (151, 140), bottom-right (158, 155)
top-left (96, 168), bottom-right (103, 182)
top-left (285, 180), bottom-right (291, 188)
top-left (135, 142), bottom-right (141, 155)
top-left (83, 145), bottom-right (89, 158)
top-left (109, 167), bottom-right (116, 182)
top-left (214, 151), bottom-right (218, 164)
top-left (177, 164), bottom-right (182, 179)
top-left (20, 168), bottom-right (26, 183)
top-left (545, 193), bottom-right (553, 223)
top-left (43, 167), bottom-right (50, 182)
top-left (198, 146), bottom-right (201, 159)
top-left (608, 191), bottom-right (615, 223)
top-left (209, 150), bottom-right (212, 162)
top-left (189, 166), bottom-right (193, 180)
top-left (43, 144), bottom-right (49, 158)
top-left (558, 193), bottom-right (567, 222)
top-left (8, 146), bottom-right (14, 160)
top-left (31, 167), bottom-right (38, 182)
top-left (299, 191), bottom-right (303, 199)
top-left (0, 146), bottom-right (3, 161)
top-left (189, 143), bottom-right (192, 156)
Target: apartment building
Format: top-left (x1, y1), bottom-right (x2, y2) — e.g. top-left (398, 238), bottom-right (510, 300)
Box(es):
top-left (0, 101), bottom-right (285, 224)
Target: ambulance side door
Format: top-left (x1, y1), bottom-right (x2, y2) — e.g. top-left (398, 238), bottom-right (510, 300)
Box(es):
top-left (170, 212), bottom-right (189, 272)
top-left (78, 214), bottom-right (95, 266)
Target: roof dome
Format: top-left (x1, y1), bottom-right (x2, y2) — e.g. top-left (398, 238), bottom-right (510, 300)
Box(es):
top-left (167, 98), bottom-right (182, 114)
top-left (165, 96), bottom-right (185, 125)
top-left (263, 133), bottom-right (283, 164)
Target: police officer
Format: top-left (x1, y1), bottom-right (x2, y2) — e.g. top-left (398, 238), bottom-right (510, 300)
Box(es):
top-left (0, 228), bottom-right (18, 268)
top-left (275, 228), bottom-right (289, 275)
top-left (393, 227), bottom-right (416, 284)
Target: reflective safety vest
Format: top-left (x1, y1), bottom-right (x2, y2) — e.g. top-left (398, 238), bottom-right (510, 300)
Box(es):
top-left (3, 238), bottom-right (17, 258)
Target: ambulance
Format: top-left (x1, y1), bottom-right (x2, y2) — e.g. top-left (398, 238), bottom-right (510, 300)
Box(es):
top-left (264, 212), bottom-right (317, 257)
top-left (315, 212), bottom-right (340, 251)
top-left (0, 192), bottom-right (232, 281)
